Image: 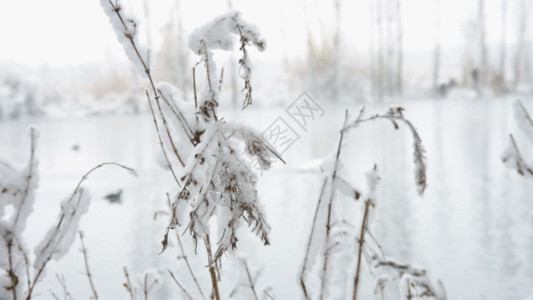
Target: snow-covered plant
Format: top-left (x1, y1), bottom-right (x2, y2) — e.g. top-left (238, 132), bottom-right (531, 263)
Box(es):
top-left (100, 1), bottom-right (279, 298)
top-left (502, 99), bottom-right (533, 177)
top-left (371, 257), bottom-right (447, 300)
top-left (299, 106), bottom-right (431, 300)
top-left (0, 128), bottom-right (135, 300)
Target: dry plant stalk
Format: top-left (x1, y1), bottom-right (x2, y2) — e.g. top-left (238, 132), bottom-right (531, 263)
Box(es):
top-left (79, 231), bottom-right (99, 300)
top-left (167, 269), bottom-right (194, 300)
top-left (0, 127), bottom-right (135, 300)
top-left (100, 2), bottom-right (277, 299)
top-left (55, 274), bottom-right (74, 300)
top-left (300, 106), bottom-right (428, 300)
top-left (122, 267), bottom-right (135, 300)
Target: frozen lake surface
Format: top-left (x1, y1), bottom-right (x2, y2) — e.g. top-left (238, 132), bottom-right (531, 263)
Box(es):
top-left (1, 96), bottom-right (532, 299)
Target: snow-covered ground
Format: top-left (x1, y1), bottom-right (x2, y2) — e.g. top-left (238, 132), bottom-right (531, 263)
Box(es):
top-left (1, 96), bottom-right (532, 299)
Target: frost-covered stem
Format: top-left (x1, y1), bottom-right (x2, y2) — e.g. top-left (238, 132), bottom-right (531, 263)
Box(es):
top-left (28, 162), bottom-right (135, 299)
top-left (167, 269), bottom-right (194, 300)
top-left (353, 199), bottom-right (372, 300)
top-left (6, 128), bottom-right (36, 300)
top-left (300, 177), bottom-right (329, 300)
top-left (3, 129), bottom-right (39, 299)
top-left (147, 93), bottom-right (183, 185)
top-left (234, 20), bottom-right (252, 109)
top-left (319, 110), bottom-right (349, 300)
top-left (174, 226), bottom-right (205, 299)
top-left (11, 127), bottom-right (37, 231)
top-left (204, 235), bottom-right (220, 300)
top-left (343, 109), bottom-right (427, 196)
top-left (157, 90), bottom-right (197, 145)
top-left (105, 0), bottom-right (193, 177)
top-left (123, 267), bottom-right (135, 300)
top-left (202, 43), bottom-right (215, 97)
top-left (150, 89), bottom-right (193, 158)
top-left (241, 258), bottom-right (260, 300)
top-left (79, 231), bottom-right (99, 300)
top-left (106, 0), bottom-right (158, 98)
top-left (26, 191), bottom-right (86, 300)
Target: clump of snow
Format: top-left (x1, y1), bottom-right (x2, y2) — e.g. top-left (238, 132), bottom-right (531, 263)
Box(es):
top-left (99, 0), bottom-right (152, 79)
top-left (0, 128), bottom-right (39, 300)
top-left (188, 10), bottom-right (266, 111)
top-left (33, 188), bottom-right (91, 275)
top-left (188, 10), bottom-right (265, 55)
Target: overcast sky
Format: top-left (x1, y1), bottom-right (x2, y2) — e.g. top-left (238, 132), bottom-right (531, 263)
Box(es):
top-left (0, 0), bottom-right (524, 68)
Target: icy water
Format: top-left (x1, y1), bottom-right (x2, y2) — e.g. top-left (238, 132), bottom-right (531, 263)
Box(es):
top-left (1, 97), bottom-right (532, 299)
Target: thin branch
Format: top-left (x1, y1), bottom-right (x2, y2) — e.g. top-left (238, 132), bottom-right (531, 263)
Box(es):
top-left (55, 274), bottom-right (74, 300)
top-left (204, 235), bottom-right (220, 300)
top-left (167, 269), bottom-right (194, 300)
top-left (353, 199), bottom-right (373, 300)
top-left (300, 176), bottom-right (328, 299)
top-left (79, 231), bottom-right (99, 300)
top-left (123, 267), bottom-right (135, 300)
top-left (167, 194), bottom-right (206, 300)
top-left (241, 258), bottom-right (259, 300)
top-left (319, 110), bottom-right (349, 300)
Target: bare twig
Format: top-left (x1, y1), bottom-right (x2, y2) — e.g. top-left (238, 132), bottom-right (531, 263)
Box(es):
top-left (353, 199), bottom-right (373, 300)
top-left (79, 231), bottom-right (99, 300)
top-left (167, 269), bottom-right (194, 300)
top-left (123, 267), bottom-right (135, 300)
top-left (167, 193), bottom-right (206, 299)
top-left (55, 274), bottom-right (74, 300)
top-left (319, 110), bottom-right (349, 300)
top-left (28, 162), bottom-right (136, 299)
top-left (175, 230), bottom-right (206, 299)
top-left (241, 258), bottom-right (260, 300)
top-left (299, 176), bottom-right (328, 299)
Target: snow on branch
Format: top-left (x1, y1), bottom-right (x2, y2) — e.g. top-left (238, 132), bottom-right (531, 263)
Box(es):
top-left (188, 10), bottom-right (266, 110)
top-left (100, 0), bottom-right (152, 79)
top-left (300, 107), bottom-right (429, 299)
top-left (343, 106), bottom-right (427, 196)
top-left (0, 127), bottom-right (39, 300)
top-left (0, 129), bottom-right (136, 300)
top-left (372, 256), bottom-right (447, 300)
